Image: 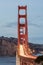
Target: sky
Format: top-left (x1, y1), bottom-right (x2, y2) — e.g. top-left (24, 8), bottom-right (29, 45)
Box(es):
top-left (0, 0), bottom-right (43, 44)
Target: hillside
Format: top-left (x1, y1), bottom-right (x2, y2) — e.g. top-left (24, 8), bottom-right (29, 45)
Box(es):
top-left (0, 36), bottom-right (43, 56)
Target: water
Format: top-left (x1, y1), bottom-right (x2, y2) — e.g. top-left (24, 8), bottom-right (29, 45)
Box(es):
top-left (0, 57), bottom-right (16, 65)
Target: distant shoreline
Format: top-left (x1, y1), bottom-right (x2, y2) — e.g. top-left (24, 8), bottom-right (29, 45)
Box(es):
top-left (0, 36), bottom-right (43, 56)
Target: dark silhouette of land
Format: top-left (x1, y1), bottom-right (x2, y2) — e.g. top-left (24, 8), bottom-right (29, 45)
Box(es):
top-left (0, 36), bottom-right (43, 56)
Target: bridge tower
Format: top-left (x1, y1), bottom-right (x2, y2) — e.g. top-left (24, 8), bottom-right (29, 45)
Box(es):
top-left (18, 6), bottom-right (29, 54)
top-left (16, 5), bottom-right (37, 65)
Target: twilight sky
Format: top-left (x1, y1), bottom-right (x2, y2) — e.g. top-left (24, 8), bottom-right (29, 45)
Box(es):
top-left (0, 0), bottom-right (43, 44)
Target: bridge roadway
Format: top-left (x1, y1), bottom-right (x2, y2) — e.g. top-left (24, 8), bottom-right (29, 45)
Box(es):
top-left (16, 44), bottom-right (38, 65)
top-left (19, 44), bottom-right (37, 60)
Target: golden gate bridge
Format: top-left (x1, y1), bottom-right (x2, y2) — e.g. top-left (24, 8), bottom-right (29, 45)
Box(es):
top-left (16, 6), bottom-right (37, 65)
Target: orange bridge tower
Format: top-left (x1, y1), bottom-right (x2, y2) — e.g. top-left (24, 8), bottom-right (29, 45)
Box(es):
top-left (18, 6), bottom-right (29, 54)
top-left (16, 6), bottom-right (37, 65)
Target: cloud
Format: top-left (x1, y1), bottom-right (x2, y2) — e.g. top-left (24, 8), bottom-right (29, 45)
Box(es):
top-left (5, 22), bottom-right (17, 28)
top-left (29, 22), bottom-right (40, 27)
top-left (5, 21), bottom-right (42, 28)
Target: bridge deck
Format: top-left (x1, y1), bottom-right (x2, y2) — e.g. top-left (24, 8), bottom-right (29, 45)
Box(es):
top-left (19, 44), bottom-right (37, 60)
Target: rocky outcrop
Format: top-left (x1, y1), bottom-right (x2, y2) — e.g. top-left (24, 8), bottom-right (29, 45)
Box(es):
top-left (0, 36), bottom-right (17, 56)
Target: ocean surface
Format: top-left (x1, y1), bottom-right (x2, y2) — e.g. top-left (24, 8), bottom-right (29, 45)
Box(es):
top-left (0, 57), bottom-right (16, 65)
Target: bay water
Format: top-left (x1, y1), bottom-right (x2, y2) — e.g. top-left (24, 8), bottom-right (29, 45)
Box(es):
top-left (0, 57), bottom-right (16, 65)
